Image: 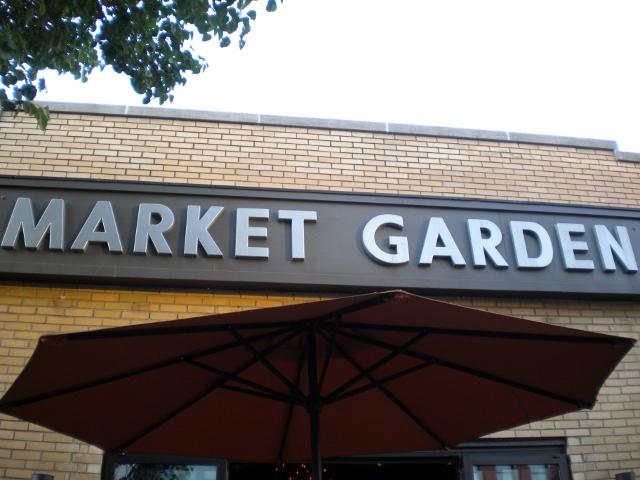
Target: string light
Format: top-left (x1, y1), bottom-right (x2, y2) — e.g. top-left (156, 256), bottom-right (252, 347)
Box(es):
top-left (273, 462), bottom-right (334, 480)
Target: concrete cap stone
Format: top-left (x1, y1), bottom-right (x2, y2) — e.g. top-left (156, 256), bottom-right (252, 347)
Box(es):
top-left (34, 101), bottom-right (629, 156)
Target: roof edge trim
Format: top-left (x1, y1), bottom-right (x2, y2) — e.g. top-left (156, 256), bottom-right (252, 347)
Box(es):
top-left (32, 101), bottom-right (623, 153)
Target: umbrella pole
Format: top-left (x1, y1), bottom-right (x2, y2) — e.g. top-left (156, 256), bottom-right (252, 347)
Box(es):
top-left (309, 403), bottom-right (322, 480)
top-left (307, 324), bottom-right (322, 480)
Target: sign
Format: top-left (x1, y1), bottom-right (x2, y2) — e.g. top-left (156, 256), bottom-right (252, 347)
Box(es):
top-left (1, 177), bottom-right (639, 297)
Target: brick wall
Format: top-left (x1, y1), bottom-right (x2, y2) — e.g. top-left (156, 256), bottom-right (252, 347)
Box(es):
top-left (1, 112), bottom-right (640, 206)
top-left (0, 110), bottom-right (639, 480)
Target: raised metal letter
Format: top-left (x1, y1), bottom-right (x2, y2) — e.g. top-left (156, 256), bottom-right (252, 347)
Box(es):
top-left (467, 218), bottom-right (508, 268)
top-left (510, 221), bottom-right (553, 269)
top-left (278, 210), bottom-right (317, 261)
top-left (1, 197), bottom-right (64, 250)
top-left (235, 208), bottom-right (269, 259)
top-left (184, 205), bottom-right (224, 257)
top-left (133, 203), bottom-right (174, 255)
top-left (362, 214), bottom-right (409, 265)
top-left (594, 225), bottom-right (638, 272)
top-left (70, 201), bottom-right (123, 252)
top-left (555, 223), bottom-right (594, 271)
top-left (419, 217), bottom-right (466, 266)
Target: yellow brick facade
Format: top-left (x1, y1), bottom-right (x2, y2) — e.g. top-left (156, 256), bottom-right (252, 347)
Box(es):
top-left (0, 109), bottom-right (639, 480)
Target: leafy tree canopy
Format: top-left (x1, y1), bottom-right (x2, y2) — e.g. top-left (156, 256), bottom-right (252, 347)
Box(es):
top-left (0, 0), bottom-right (279, 128)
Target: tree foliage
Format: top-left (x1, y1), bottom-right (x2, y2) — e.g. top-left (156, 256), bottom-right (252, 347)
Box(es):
top-left (0, 0), bottom-right (279, 128)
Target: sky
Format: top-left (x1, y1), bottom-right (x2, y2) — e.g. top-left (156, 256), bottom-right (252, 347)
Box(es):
top-left (39, 0), bottom-right (640, 152)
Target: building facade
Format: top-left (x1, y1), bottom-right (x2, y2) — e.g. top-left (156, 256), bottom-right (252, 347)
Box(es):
top-left (0, 103), bottom-right (639, 480)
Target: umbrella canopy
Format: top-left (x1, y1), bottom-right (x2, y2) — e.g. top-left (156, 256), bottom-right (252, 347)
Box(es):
top-left (0, 290), bottom-right (634, 480)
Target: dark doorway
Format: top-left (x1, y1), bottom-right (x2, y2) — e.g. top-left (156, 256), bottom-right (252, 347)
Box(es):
top-left (229, 460), bottom-right (458, 480)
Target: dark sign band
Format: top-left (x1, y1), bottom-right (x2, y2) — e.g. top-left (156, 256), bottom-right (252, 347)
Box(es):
top-left (1, 176), bottom-right (639, 298)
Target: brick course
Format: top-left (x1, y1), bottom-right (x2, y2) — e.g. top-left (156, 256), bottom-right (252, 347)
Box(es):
top-left (0, 110), bottom-right (639, 480)
top-left (1, 112), bottom-right (640, 206)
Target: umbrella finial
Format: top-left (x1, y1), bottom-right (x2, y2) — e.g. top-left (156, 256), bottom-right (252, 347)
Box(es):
top-left (387, 290), bottom-right (411, 301)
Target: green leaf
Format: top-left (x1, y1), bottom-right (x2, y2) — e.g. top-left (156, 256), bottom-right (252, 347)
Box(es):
top-left (22, 84), bottom-right (37, 101)
top-left (3, 73), bottom-right (17, 86)
top-left (34, 106), bottom-right (50, 130)
top-left (1, 101), bottom-right (16, 111)
top-left (266, 0), bottom-right (278, 12)
top-left (219, 36), bottom-right (231, 48)
top-left (247, 10), bottom-right (257, 20)
top-left (22, 101), bottom-right (36, 114)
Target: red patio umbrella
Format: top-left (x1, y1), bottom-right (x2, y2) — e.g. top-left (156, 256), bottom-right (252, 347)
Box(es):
top-left (0, 290), bottom-right (634, 480)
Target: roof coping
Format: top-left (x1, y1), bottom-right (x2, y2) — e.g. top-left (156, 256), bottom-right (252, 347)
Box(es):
top-left (35, 101), bottom-right (632, 158)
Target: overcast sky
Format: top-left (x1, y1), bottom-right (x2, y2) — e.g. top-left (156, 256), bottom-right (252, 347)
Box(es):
top-left (39, 0), bottom-right (640, 152)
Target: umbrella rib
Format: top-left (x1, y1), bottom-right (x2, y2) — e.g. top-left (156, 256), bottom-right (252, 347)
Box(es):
top-left (318, 318), bottom-right (339, 392)
top-left (0, 326), bottom-right (290, 410)
top-left (319, 330), bottom-right (448, 450)
top-left (111, 326), bottom-right (304, 453)
top-left (184, 326), bottom-right (290, 362)
top-left (217, 384), bottom-right (300, 405)
top-left (335, 321), bottom-right (627, 345)
top-left (311, 294), bottom-right (394, 324)
top-left (229, 327), bottom-right (305, 399)
top-left (183, 358), bottom-right (304, 405)
top-left (277, 335), bottom-right (308, 462)
top-left (326, 360), bottom-right (434, 404)
top-left (322, 328), bottom-right (429, 402)
top-left (336, 329), bottom-right (593, 409)
top-left (63, 292), bottom-right (396, 342)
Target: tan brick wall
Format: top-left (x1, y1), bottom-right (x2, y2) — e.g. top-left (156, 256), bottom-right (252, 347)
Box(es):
top-left (0, 110), bottom-right (639, 480)
top-left (1, 112), bottom-right (640, 207)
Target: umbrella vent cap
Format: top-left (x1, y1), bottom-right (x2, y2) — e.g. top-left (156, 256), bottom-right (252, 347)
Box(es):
top-left (386, 290), bottom-right (411, 301)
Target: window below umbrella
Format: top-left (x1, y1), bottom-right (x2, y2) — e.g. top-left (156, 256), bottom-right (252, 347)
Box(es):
top-left (102, 455), bottom-right (224, 480)
top-left (102, 439), bottom-right (571, 480)
top-left (473, 464), bottom-right (560, 480)
top-left (113, 463), bottom-right (217, 480)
